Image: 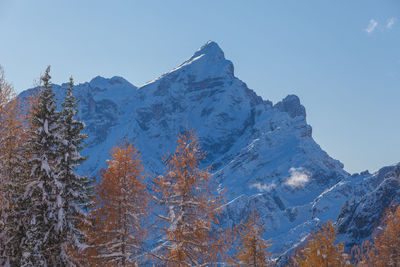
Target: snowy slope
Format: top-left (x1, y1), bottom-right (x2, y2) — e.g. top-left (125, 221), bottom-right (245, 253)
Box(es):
top-left (18, 41), bottom-right (399, 258)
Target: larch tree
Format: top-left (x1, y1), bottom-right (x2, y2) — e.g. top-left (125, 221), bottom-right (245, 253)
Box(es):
top-left (0, 65), bottom-right (14, 264)
top-left (0, 65), bottom-right (18, 266)
top-left (21, 66), bottom-right (64, 266)
top-left (234, 211), bottom-right (271, 267)
top-left (0, 65), bottom-right (16, 223)
top-left (354, 204), bottom-right (400, 267)
top-left (291, 221), bottom-right (352, 267)
top-left (0, 65), bottom-right (35, 266)
top-left (85, 142), bottom-right (148, 266)
top-left (152, 131), bottom-right (232, 266)
top-left (57, 77), bottom-right (92, 265)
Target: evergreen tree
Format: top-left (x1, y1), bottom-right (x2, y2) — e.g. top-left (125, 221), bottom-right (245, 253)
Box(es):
top-left (57, 77), bottom-right (92, 265)
top-left (234, 211), bottom-right (271, 266)
top-left (85, 142), bottom-right (148, 266)
top-left (21, 66), bottom-right (63, 266)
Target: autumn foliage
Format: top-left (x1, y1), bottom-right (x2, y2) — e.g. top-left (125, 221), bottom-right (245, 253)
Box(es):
top-left (4, 63), bottom-right (397, 266)
top-left (0, 66), bottom-right (37, 265)
top-left (85, 143), bottom-right (148, 266)
top-left (353, 204), bottom-right (400, 267)
top-left (0, 66), bottom-right (15, 210)
top-left (152, 131), bottom-right (232, 266)
top-left (0, 66), bottom-right (21, 207)
top-left (235, 210), bottom-right (271, 266)
top-left (291, 221), bottom-right (351, 267)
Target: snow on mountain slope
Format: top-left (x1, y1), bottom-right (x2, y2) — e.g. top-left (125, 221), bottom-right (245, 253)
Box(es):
top-left (18, 41), bottom-right (398, 258)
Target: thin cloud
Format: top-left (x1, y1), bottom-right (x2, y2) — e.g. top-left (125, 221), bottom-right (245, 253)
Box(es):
top-left (387, 17), bottom-right (396, 29)
top-left (250, 182), bottom-right (276, 192)
top-left (365, 19), bottom-right (378, 34)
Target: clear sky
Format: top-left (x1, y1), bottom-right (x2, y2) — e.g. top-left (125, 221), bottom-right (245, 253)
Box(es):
top-left (0, 0), bottom-right (399, 173)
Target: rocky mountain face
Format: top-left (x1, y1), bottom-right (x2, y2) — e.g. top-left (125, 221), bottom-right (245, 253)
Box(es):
top-left (335, 164), bottom-right (400, 248)
top-left (19, 41), bottom-right (399, 258)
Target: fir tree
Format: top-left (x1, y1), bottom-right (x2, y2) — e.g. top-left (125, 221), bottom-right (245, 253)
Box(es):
top-left (57, 77), bottom-right (92, 265)
top-left (21, 66), bottom-right (63, 266)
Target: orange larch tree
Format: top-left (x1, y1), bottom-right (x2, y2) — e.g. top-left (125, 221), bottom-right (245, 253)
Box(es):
top-left (152, 131), bottom-right (232, 266)
top-left (0, 65), bottom-right (16, 210)
top-left (0, 65), bottom-right (16, 265)
top-left (0, 65), bottom-right (35, 265)
top-left (291, 221), bottom-right (352, 267)
top-left (235, 210), bottom-right (271, 266)
top-left (354, 204), bottom-right (400, 267)
top-left (85, 142), bottom-right (148, 266)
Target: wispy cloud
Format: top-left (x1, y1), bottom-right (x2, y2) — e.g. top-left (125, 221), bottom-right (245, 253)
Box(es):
top-left (285, 168), bottom-right (310, 188)
top-left (387, 17), bottom-right (396, 29)
top-left (250, 182), bottom-right (276, 192)
top-left (365, 19), bottom-right (378, 34)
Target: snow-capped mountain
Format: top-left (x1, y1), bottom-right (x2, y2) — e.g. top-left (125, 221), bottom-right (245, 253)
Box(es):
top-left (18, 41), bottom-right (399, 258)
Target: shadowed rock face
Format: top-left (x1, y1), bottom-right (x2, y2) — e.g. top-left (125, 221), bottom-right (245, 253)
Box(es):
top-left (275, 95), bottom-right (306, 119)
top-left (336, 164), bottom-right (400, 249)
top-left (18, 41), bottom-right (398, 259)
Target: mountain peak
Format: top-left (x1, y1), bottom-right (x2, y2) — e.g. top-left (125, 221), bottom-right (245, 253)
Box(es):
top-left (90, 75), bottom-right (108, 85)
top-left (190, 40), bottom-right (225, 62)
top-left (89, 75), bottom-right (136, 89)
top-left (275, 94), bottom-right (306, 118)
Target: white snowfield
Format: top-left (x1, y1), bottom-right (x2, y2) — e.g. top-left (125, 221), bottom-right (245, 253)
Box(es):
top-left (19, 41), bottom-right (400, 258)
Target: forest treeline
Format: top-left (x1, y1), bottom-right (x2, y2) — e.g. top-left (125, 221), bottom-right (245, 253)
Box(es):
top-left (0, 66), bottom-right (399, 266)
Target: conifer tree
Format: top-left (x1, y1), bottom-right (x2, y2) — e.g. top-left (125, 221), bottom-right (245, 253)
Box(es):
top-left (0, 65), bottom-right (17, 266)
top-left (354, 204), bottom-right (400, 267)
top-left (291, 221), bottom-right (352, 267)
top-left (85, 142), bottom-right (148, 266)
top-left (57, 77), bottom-right (92, 265)
top-left (153, 131), bottom-right (232, 266)
top-left (0, 65), bottom-right (34, 266)
top-left (0, 65), bottom-right (15, 219)
top-left (21, 66), bottom-right (64, 266)
top-left (235, 211), bottom-right (271, 266)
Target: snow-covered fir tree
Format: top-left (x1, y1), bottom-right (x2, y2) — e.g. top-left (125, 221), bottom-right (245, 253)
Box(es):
top-left (57, 77), bottom-right (92, 265)
top-left (21, 66), bottom-right (64, 266)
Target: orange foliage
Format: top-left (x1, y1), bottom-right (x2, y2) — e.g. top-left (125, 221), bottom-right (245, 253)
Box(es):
top-left (235, 210), bottom-right (271, 266)
top-left (85, 143), bottom-right (148, 266)
top-left (354, 204), bottom-right (400, 267)
top-left (0, 66), bottom-right (16, 208)
top-left (0, 66), bottom-right (34, 210)
top-left (291, 221), bottom-right (352, 267)
top-left (0, 66), bottom-right (14, 108)
top-left (153, 131), bottom-right (232, 266)
top-left (0, 66), bottom-right (36, 265)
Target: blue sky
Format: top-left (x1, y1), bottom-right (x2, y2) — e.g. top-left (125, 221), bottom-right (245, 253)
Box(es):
top-left (0, 0), bottom-right (399, 173)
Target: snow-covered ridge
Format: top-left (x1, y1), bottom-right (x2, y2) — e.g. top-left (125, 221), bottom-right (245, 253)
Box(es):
top-left (18, 41), bottom-right (399, 258)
